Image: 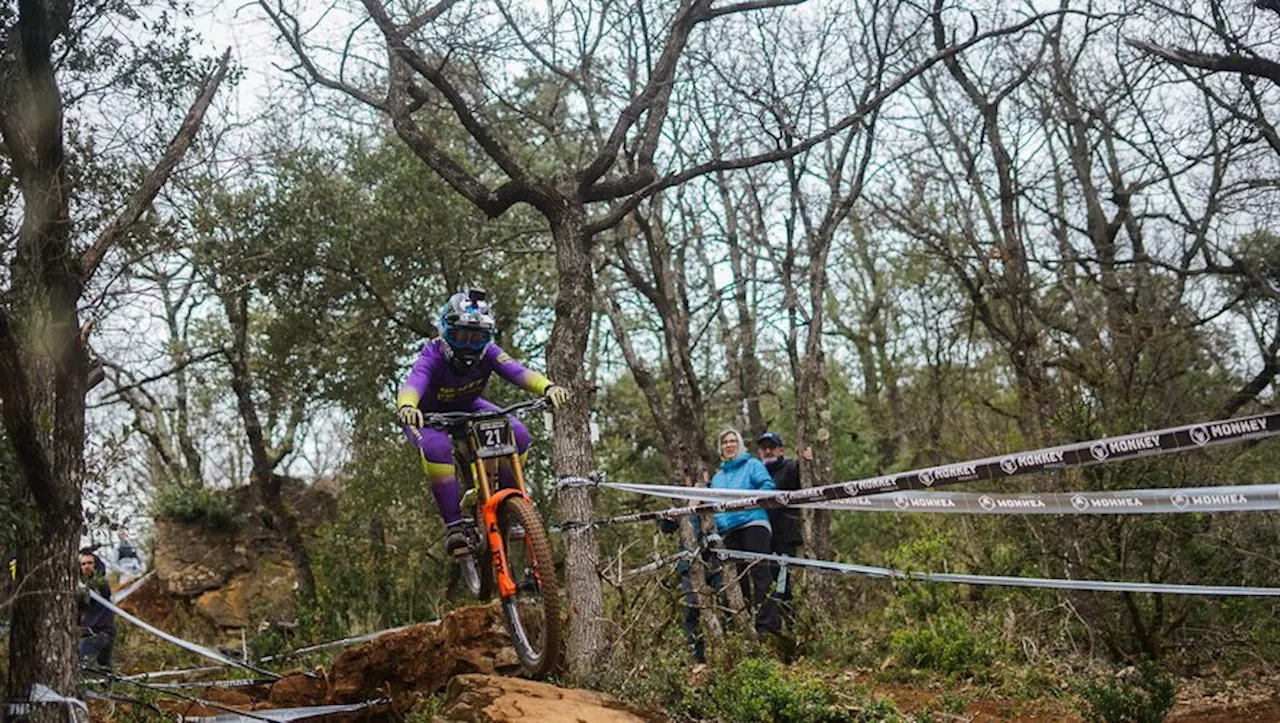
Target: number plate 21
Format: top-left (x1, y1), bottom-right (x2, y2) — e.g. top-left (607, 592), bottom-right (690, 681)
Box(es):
top-left (474, 419), bottom-right (518, 458)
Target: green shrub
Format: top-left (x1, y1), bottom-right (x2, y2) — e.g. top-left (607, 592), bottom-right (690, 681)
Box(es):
top-left (150, 484), bottom-right (237, 530)
top-left (697, 657), bottom-right (851, 723)
top-left (885, 532), bottom-right (957, 622)
top-left (888, 612), bottom-right (1007, 677)
top-left (1074, 661), bottom-right (1175, 723)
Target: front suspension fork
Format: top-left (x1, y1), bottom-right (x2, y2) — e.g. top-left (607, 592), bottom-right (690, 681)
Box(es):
top-left (481, 487), bottom-right (525, 598)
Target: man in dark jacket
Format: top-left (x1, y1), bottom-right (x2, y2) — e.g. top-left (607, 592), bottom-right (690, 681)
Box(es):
top-left (78, 550), bottom-right (115, 668)
top-left (757, 432), bottom-right (806, 627)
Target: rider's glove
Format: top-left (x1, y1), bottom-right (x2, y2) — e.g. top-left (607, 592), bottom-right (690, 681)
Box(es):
top-left (545, 384), bottom-right (571, 409)
top-left (397, 404), bottom-right (425, 428)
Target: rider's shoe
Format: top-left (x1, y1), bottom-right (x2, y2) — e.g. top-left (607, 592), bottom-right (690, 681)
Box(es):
top-left (507, 522), bottom-right (526, 541)
top-left (446, 520), bottom-right (472, 556)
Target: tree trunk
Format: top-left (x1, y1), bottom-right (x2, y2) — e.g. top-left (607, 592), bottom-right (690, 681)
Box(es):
top-left (0, 210), bottom-right (85, 723)
top-left (720, 187), bottom-right (764, 437)
top-left (223, 291), bottom-right (318, 615)
top-left (369, 517), bottom-right (392, 624)
top-left (795, 242), bottom-right (837, 609)
top-left (546, 208), bottom-right (605, 683)
top-left (795, 350), bottom-right (836, 607)
top-left (258, 473), bottom-right (317, 619)
top-left (5, 513), bottom-right (80, 723)
top-left (0, 0), bottom-right (87, 710)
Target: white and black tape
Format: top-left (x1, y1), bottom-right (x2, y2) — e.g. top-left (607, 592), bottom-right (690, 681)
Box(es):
top-left (6, 684), bottom-right (89, 723)
top-left (120, 665), bottom-right (226, 681)
top-left (186, 699), bottom-right (389, 723)
top-left (88, 589), bottom-right (279, 679)
top-left (260, 622), bottom-right (429, 662)
top-left (719, 549), bottom-right (1280, 597)
top-left (591, 412), bottom-right (1280, 526)
top-left (111, 571), bottom-right (154, 604)
top-left (606, 482), bottom-right (1280, 515)
top-left (556, 475), bottom-right (599, 491)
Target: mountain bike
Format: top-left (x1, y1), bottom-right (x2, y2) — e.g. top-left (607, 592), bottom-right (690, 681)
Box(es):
top-left (413, 397), bottom-right (561, 677)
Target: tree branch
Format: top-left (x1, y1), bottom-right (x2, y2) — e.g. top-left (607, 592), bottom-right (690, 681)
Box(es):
top-left (585, 8), bottom-right (1070, 234)
top-left (98, 348), bottom-right (226, 402)
top-left (361, 0), bottom-right (535, 186)
top-left (705, 0), bottom-right (806, 20)
top-left (402, 0), bottom-right (466, 36)
top-left (258, 1), bottom-right (391, 110)
top-left (391, 89), bottom-right (531, 217)
top-left (576, 0), bottom-right (705, 191)
top-left (1127, 38), bottom-right (1280, 87)
top-left (78, 49), bottom-right (231, 282)
top-left (1218, 325), bottom-right (1280, 417)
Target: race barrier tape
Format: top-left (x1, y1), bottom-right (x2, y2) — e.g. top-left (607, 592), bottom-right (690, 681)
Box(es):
top-left (138, 678), bottom-right (277, 691)
top-left (85, 677), bottom-right (275, 691)
top-left (259, 622), bottom-right (428, 662)
top-left (88, 589), bottom-right (280, 680)
top-left (591, 412), bottom-right (1280, 526)
top-left (609, 551), bottom-right (693, 583)
top-left (120, 665), bottom-right (226, 681)
top-left (605, 482), bottom-right (1280, 515)
top-left (717, 548), bottom-right (1280, 596)
top-left (111, 570), bottom-right (155, 603)
top-left (5, 684), bottom-right (88, 723)
top-left (186, 700), bottom-right (389, 722)
top-left (116, 622), bottom-right (436, 682)
top-left (85, 674), bottom-right (280, 723)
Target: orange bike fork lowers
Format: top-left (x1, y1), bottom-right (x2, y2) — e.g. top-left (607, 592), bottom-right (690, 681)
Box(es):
top-left (482, 488), bottom-right (525, 598)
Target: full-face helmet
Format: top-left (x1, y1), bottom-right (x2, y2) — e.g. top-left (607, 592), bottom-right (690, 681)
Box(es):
top-left (439, 287), bottom-right (496, 371)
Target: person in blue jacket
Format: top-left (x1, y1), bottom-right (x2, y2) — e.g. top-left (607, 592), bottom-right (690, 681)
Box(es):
top-left (710, 428), bottom-right (781, 636)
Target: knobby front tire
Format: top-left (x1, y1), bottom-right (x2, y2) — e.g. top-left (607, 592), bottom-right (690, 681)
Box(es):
top-left (496, 495), bottom-right (561, 678)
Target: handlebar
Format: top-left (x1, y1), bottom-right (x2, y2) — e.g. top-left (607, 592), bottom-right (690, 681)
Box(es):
top-left (413, 397), bottom-right (551, 429)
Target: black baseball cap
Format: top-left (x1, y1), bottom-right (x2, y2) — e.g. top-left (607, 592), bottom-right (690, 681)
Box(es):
top-left (757, 431), bottom-right (783, 447)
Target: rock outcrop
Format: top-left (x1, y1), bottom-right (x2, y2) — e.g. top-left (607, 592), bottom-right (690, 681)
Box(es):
top-left (151, 477), bottom-right (336, 637)
top-left (432, 675), bottom-right (663, 723)
top-left (328, 604), bottom-right (522, 707)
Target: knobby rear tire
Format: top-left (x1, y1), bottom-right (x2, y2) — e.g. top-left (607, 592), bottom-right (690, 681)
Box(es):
top-left (497, 495), bottom-right (561, 678)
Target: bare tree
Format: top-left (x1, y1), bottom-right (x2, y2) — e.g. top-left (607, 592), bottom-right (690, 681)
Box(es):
top-left (1128, 0), bottom-right (1280, 413)
top-left (869, 1), bottom-right (1280, 656)
top-left (721, 0), bottom-right (897, 599)
top-left (597, 192), bottom-right (737, 639)
top-left (97, 256), bottom-right (211, 492)
top-left (0, 0), bottom-right (228, 704)
top-left (828, 217), bottom-right (906, 474)
top-left (219, 283), bottom-right (318, 613)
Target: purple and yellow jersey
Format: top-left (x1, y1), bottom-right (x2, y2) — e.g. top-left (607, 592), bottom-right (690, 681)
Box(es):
top-left (396, 340), bottom-right (553, 411)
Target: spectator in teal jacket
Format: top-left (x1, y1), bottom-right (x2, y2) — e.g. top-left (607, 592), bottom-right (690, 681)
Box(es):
top-left (709, 428), bottom-right (781, 636)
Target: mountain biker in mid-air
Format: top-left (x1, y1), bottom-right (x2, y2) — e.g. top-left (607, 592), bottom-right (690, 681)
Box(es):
top-left (396, 287), bottom-right (571, 555)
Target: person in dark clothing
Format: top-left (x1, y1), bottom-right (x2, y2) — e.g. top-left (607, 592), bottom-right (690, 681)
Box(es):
top-left (659, 517), bottom-right (723, 663)
top-left (78, 550), bottom-right (115, 669)
top-left (757, 431), bottom-right (809, 628)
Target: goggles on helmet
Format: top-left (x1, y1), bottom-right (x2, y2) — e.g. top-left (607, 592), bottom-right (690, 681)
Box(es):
top-left (446, 324), bottom-right (492, 350)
